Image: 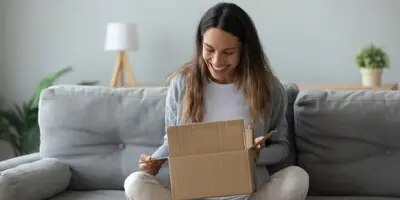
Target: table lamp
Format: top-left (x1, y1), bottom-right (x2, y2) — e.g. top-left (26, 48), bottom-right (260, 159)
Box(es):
top-left (105, 23), bottom-right (139, 87)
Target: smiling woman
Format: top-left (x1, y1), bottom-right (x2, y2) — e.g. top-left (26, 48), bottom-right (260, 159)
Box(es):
top-left (124, 2), bottom-right (309, 200)
top-left (172, 2), bottom-right (276, 124)
top-left (202, 28), bottom-right (241, 84)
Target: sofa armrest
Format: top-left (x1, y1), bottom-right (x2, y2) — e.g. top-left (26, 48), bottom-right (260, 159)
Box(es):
top-left (0, 152), bottom-right (41, 172)
top-left (0, 158), bottom-right (71, 200)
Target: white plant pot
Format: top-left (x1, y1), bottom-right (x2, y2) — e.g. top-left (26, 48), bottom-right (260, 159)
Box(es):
top-left (360, 68), bottom-right (383, 87)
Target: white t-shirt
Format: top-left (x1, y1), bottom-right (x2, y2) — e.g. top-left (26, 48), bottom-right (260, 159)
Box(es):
top-left (203, 80), bottom-right (269, 188)
top-left (203, 80), bottom-right (251, 125)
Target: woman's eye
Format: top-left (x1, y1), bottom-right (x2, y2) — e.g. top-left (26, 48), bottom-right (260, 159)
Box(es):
top-left (225, 52), bottom-right (235, 55)
top-left (206, 49), bottom-right (214, 53)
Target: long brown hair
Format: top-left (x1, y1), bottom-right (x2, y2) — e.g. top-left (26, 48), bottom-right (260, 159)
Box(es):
top-left (168, 3), bottom-right (274, 124)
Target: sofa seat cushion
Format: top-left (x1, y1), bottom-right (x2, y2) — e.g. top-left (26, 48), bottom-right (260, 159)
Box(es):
top-left (307, 197), bottom-right (400, 200)
top-left (50, 190), bottom-right (125, 200)
top-left (295, 90), bottom-right (400, 196)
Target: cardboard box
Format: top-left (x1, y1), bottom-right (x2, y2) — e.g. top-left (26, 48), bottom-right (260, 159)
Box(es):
top-left (167, 119), bottom-right (256, 200)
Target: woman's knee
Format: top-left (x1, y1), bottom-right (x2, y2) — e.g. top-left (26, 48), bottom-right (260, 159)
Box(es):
top-left (124, 171), bottom-right (172, 200)
top-left (281, 166), bottom-right (309, 198)
top-left (124, 171), bottom-right (150, 197)
top-left (286, 166), bottom-right (309, 182)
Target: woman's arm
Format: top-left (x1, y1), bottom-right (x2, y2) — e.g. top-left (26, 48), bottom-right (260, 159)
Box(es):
top-left (151, 75), bottom-right (184, 158)
top-left (257, 77), bottom-right (290, 166)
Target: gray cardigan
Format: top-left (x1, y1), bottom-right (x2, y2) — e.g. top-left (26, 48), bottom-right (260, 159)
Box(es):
top-left (152, 74), bottom-right (289, 167)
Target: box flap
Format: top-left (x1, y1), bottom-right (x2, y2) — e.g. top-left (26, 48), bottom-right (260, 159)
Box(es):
top-left (167, 119), bottom-right (245, 157)
top-left (244, 128), bottom-right (253, 149)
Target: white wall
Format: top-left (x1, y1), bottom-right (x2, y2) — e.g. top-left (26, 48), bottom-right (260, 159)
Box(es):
top-left (1, 0), bottom-right (400, 104)
top-left (0, 0), bottom-right (6, 93)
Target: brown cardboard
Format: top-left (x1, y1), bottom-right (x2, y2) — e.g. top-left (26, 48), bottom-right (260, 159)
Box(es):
top-left (167, 119), bottom-right (256, 200)
top-left (167, 120), bottom-right (245, 157)
top-left (244, 128), bottom-right (254, 149)
top-left (169, 150), bottom-right (255, 200)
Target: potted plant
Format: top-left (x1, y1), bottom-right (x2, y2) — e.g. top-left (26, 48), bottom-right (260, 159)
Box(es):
top-left (355, 44), bottom-right (390, 87)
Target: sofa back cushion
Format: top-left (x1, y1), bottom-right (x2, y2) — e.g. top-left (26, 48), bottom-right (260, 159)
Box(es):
top-left (39, 85), bottom-right (167, 190)
top-left (294, 89), bottom-right (400, 196)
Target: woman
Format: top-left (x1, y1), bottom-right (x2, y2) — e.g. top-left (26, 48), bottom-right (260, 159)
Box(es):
top-left (125, 3), bottom-right (309, 200)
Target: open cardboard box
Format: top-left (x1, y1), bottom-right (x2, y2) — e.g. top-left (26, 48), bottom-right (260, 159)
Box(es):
top-left (143, 119), bottom-right (272, 200)
top-left (142, 120), bottom-right (274, 199)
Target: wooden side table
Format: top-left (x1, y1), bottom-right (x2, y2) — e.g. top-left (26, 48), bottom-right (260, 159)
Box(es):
top-left (298, 83), bottom-right (399, 91)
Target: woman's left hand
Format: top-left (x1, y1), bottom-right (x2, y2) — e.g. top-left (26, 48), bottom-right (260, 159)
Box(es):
top-left (248, 122), bottom-right (265, 161)
top-left (254, 136), bottom-right (265, 159)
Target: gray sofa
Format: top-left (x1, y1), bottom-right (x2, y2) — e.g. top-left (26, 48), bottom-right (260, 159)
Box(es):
top-left (0, 83), bottom-right (399, 200)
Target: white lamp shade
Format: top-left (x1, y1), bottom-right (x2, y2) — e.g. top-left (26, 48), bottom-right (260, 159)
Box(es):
top-left (105, 23), bottom-right (139, 51)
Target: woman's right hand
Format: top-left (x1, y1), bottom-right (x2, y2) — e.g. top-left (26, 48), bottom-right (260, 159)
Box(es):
top-left (138, 154), bottom-right (166, 176)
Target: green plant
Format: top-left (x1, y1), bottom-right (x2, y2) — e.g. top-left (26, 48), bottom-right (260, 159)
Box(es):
top-left (0, 99), bottom-right (20, 155)
top-left (355, 44), bottom-right (389, 69)
top-left (0, 66), bottom-right (98, 155)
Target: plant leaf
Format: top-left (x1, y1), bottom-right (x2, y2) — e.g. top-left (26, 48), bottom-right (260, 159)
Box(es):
top-left (2, 108), bottom-right (24, 134)
top-left (355, 44), bottom-right (389, 69)
top-left (30, 66), bottom-right (73, 109)
top-left (20, 126), bottom-right (40, 154)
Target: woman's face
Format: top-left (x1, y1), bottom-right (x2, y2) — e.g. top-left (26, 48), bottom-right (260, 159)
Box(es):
top-left (202, 28), bottom-right (241, 84)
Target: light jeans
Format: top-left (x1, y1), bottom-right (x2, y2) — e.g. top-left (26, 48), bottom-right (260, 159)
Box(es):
top-left (124, 166), bottom-right (309, 200)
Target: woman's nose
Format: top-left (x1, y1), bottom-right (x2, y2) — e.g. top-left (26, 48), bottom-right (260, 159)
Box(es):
top-left (212, 53), bottom-right (226, 67)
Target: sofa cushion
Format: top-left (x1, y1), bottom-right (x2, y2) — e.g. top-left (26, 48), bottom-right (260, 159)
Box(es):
top-left (0, 158), bottom-right (70, 200)
top-left (50, 190), bottom-right (125, 200)
top-left (0, 153), bottom-right (40, 172)
top-left (39, 85), bottom-right (168, 190)
top-left (295, 89), bottom-right (400, 196)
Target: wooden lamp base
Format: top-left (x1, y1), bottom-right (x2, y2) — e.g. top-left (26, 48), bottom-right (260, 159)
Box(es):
top-left (110, 51), bottom-right (136, 87)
